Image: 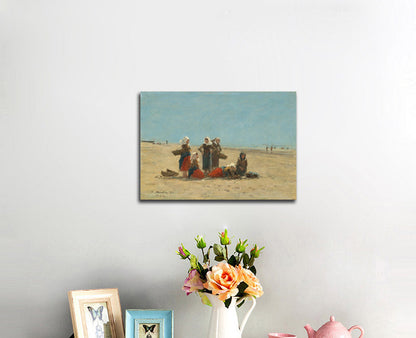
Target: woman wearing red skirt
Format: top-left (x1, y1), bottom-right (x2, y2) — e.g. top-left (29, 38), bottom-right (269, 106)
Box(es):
top-left (174, 136), bottom-right (191, 177)
top-left (208, 167), bottom-right (224, 178)
top-left (188, 152), bottom-right (204, 179)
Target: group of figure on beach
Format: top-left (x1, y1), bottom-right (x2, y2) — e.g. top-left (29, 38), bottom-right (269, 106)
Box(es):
top-left (172, 136), bottom-right (250, 179)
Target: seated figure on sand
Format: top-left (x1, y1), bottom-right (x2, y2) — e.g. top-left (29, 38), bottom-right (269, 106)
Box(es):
top-left (223, 163), bottom-right (239, 179)
top-left (188, 152), bottom-right (205, 179)
top-left (208, 163), bottom-right (239, 179)
top-left (172, 136), bottom-right (191, 177)
top-left (208, 153), bottom-right (258, 179)
top-left (236, 152), bottom-right (247, 176)
top-left (208, 166), bottom-right (224, 178)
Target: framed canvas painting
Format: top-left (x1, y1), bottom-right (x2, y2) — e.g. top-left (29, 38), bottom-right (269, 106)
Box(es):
top-left (139, 92), bottom-right (296, 200)
top-left (68, 288), bottom-right (124, 338)
top-left (125, 310), bottom-right (173, 338)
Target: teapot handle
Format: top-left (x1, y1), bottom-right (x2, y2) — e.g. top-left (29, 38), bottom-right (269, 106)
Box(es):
top-left (348, 325), bottom-right (364, 338)
top-left (237, 296), bottom-right (256, 335)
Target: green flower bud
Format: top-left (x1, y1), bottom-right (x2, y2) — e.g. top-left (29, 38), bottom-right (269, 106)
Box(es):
top-left (195, 235), bottom-right (207, 249)
top-left (219, 228), bottom-right (230, 245)
top-left (250, 244), bottom-right (264, 258)
top-left (177, 244), bottom-right (191, 259)
top-left (235, 239), bottom-right (248, 253)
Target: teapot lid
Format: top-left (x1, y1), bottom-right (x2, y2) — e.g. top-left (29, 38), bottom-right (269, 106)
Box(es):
top-left (329, 316), bottom-right (337, 323)
top-left (318, 316), bottom-right (349, 335)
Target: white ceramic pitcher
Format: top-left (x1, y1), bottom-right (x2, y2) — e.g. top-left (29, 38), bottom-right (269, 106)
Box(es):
top-left (206, 294), bottom-right (256, 338)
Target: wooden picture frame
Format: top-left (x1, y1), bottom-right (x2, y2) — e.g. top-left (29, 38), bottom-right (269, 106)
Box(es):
top-left (125, 310), bottom-right (173, 338)
top-left (68, 288), bottom-right (124, 338)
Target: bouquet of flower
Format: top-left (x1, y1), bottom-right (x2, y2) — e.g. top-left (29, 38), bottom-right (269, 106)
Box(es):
top-left (177, 229), bottom-right (264, 308)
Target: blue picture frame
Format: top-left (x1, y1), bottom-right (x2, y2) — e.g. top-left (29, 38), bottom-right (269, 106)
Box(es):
top-left (125, 310), bottom-right (173, 338)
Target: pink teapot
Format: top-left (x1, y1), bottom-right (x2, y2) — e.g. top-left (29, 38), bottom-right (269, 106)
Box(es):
top-left (305, 316), bottom-right (364, 338)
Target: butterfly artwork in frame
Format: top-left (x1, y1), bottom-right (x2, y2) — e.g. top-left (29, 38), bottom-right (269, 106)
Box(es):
top-left (84, 303), bottom-right (111, 338)
top-left (125, 310), bottom-right (173, 338)
top-left (68, 288), bottom-right (124, 338)
top-left (139, 322), bottom-right (161, 338)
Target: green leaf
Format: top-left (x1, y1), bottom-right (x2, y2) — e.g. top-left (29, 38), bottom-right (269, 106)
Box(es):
top-left (190, 254), bottom-right (198, 269)
top-left (198, 262), bottom-right (205, 275)
top-left (249, 266), bottom-right (257, 275)
top-left (215, 255), bottom-right (224, 262)
top-left (213, 244), bottom-right (224, 256)
top-left (199, 292), bottom-right (212, 306)
top-left (228, 255), bottom-right (237, 266)
top-left (237, 299), bottom-right (245, 308)
top-left (248, 256), bottom-right (255, 267)
top-left (237, 281), bottom-right (249, 295)
top-left (243, 253), bottom-right (249, 266)
top-left (224, 298), bottom-right (232, 308)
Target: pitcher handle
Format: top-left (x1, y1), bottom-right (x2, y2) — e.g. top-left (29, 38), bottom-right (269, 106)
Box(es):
top-left (348, 325), bottom-right (364, 338)
top-left (237, 296), bottom-right (256, 335)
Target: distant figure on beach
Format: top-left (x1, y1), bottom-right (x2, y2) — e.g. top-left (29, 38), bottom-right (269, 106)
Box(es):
top-left (172, 136), bottom-right (191, 177)
top-left (211, 137), bottom-right (222, 169)
top-left (236, 152), bottom-right (248, 176)
top-left (266, 146), bottom-right (268, 152)
top-left (188, 152), bottom-right (204, 179)
top-left (198, 137), bottom-right (212, 175)
top-left (270, 146), bottom-right (273, 153)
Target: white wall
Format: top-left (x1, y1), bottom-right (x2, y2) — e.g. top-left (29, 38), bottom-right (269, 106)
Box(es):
top-left (1, 0), bottom-right (415, 337)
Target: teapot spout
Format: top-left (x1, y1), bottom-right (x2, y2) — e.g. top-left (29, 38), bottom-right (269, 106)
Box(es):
top-left (304, 324), bottom-right (316, 338)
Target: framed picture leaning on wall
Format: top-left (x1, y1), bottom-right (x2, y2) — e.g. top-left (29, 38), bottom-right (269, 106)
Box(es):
top-left (125, 310), bottom-right (173, 338)
top-left (68, 288), bottom-right (124, 338)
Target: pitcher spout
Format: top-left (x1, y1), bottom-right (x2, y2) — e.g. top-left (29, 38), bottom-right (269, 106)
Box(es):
top-left (304, 324), bottom-right (316, 338)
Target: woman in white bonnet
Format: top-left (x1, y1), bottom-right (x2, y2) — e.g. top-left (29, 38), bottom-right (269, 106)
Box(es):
top-left (198, 137), bottom-right (213, 175)
top-left (173, 136), bottom-right (191, 177)
top-left (188, 152), bottom-right (204, 179)
top-left (211, 137), bottom-right (222, 169)
top-left (180, 136), bottom-right (190, 145)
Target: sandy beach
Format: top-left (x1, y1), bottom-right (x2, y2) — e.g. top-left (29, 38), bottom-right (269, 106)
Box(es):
top-left (140, 142), bottom-right (296, 200)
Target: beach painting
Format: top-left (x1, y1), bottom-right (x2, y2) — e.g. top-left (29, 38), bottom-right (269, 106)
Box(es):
top-left (139, 92), bottom-right (296, 200)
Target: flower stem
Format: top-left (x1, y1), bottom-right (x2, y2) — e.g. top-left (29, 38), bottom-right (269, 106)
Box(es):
top-left (207, 246), bottom-right (212, 265)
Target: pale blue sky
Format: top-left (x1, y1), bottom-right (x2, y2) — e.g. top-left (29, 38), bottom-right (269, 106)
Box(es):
top-left (140, 92), bottom-right (296, 148)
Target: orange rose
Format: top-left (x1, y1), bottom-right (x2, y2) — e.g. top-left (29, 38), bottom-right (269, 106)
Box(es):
top-left (203, 262), bottom-right (241, 301)
top-left (238, 266), bottom-right (264, 298)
